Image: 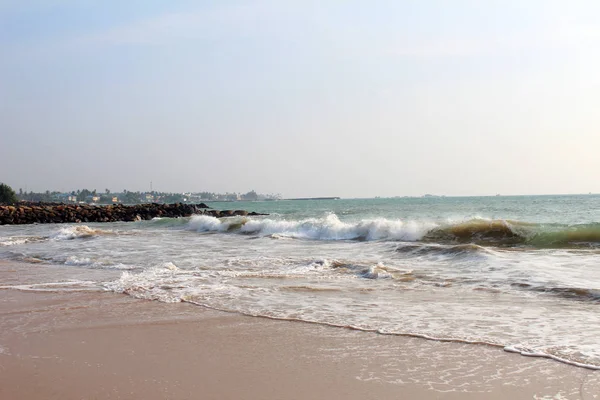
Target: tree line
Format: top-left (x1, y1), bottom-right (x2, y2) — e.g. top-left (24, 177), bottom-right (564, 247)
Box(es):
top-left (0, 183), bottom-right (280, 205)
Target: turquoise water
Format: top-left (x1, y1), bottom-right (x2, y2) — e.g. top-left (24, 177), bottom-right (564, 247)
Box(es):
top-left (207, 195), bottom-right (600, 248)
top-left (1, 194), bottom-right (600, 369)
top-left (209, 194), bottom-right (600, 224)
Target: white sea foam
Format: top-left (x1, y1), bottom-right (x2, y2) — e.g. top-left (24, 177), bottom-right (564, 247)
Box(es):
top-left (50, 225), bottom-right (106, 240)
top-left (99, 248), bottom-right (600, 371)
top-left (188, 215), bottom-right (239, 232)
top-left (188, 214), bottom-right (435, 241)
top-left (0, 281), bottom-right (101, 292)
top-left (359, 264), bottom-right (394, 280)
top-left (104, 262), bottom-right (193, 303)
top-left (65, 256), bottom-right (93, 266)
top-left (64, 256), bottom-right (135, 270)
top-left (0, 236), bottom-right (47, 246)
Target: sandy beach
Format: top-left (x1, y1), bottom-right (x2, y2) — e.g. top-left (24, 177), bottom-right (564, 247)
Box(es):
top-left (4, 0), bottom-right (600, 397)
top-left (1, 274), bottom-right (599, 400)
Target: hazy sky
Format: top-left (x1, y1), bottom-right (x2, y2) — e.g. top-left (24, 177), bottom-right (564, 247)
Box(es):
top-left (1, 1), bottom-right (599, 198)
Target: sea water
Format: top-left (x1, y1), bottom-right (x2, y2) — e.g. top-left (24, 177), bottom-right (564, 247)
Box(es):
top-left (1, 195), bottom-right (600, 369)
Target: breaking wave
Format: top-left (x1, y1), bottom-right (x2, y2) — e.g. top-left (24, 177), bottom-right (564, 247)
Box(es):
top-left (188, 214), bottom-right (432, 241)
top-left (50, 225), bottom-right (112, 240)
top-left (424, 220), bottom-right (600, 248)
top-left (0, 226), bottom-right (116, 246)
top-left (186, 215), bottom-right (600, 249)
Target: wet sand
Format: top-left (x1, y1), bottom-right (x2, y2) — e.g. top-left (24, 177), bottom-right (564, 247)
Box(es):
top-left (1, 286), bottom-right (599, 400)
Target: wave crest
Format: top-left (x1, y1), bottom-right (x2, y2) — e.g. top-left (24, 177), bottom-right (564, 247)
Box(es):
top-left (188, 214), bottom-right (432, 241)
top-left (425, 220), bottom-right (600, 248)
top-left (50, 225), bottom-right (110, 240)
top-left (185, 215), bottom-right (600, 249)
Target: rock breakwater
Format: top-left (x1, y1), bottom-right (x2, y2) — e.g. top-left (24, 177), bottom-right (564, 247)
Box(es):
top-left (0, 203), bottom-right (267, 225)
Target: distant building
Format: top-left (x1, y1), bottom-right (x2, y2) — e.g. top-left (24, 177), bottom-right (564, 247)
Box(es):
top-left (112, 196), bottom-right (119, 203)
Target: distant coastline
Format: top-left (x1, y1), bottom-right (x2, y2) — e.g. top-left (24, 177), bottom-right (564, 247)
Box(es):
top-left (285, 197), bottom-right (341, 201)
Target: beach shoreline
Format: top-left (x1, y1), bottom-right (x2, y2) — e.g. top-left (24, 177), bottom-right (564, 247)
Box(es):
top-left (1, 275), bottom-right (599, 399)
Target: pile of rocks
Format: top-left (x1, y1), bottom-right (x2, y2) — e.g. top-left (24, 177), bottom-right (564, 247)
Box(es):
top-left (0, 203), bottom-right (266, 225)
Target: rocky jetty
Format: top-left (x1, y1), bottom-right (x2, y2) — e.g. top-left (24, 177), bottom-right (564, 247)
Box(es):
top-left (0, 203), bottom-right (267, 225)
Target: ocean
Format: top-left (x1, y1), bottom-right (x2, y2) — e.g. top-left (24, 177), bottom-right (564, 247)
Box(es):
top-left (1, 195), bottom-right (600, 369)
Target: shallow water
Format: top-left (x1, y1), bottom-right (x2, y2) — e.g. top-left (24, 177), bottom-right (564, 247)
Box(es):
top-left (1, 195), bottom-right (600, 369)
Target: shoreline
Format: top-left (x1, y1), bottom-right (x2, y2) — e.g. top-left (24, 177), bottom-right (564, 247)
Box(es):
top-left (1, 270), bottom-right (599, 399)
top-left (186, 297), bottom-right (600, 372)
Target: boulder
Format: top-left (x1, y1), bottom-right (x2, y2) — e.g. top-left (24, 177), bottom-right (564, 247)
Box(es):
top-left (0, 203), bottom-right (262, 225)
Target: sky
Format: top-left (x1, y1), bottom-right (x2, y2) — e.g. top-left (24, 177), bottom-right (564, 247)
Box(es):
top-left (1, 0), bottom-right (600, 198)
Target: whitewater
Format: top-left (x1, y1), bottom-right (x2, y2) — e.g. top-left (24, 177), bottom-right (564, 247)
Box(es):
top-left (1, 195), bottom-right (600, 369)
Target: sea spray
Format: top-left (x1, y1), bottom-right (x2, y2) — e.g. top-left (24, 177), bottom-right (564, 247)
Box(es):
top-left (50, 225), bottom-right (109, 240)
top-left (187, 214), bottom-right (600, 248)
top-left (189, 213), bottom-right (433, 241)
